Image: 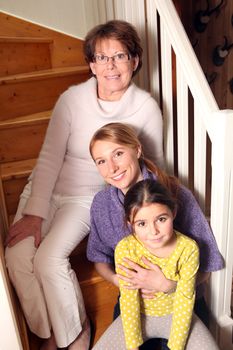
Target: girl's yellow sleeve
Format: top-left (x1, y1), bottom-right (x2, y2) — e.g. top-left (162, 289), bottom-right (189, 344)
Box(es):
top-left (115, 238), bottom-right (144, 349)
top-left (168, 240), bottom-right (199, 350)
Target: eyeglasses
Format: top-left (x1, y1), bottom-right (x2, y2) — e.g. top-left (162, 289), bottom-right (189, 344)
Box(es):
top-left (93, 52), bottom-right (131, 65)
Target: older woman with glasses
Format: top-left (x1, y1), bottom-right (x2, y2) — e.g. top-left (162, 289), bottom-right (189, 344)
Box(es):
top-left (5, 20), bottom-right (164, 350)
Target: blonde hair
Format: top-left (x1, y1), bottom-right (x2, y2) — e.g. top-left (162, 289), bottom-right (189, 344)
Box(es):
top-left (90, 122), bottom-right (179, 199)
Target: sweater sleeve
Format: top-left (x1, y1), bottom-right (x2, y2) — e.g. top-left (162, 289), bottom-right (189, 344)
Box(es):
top-left (23, 93), bottom-right (72, 219)
top-left (168, 241), bottom-right (199, 350)
top-left (115, 239), bottom-right (143, 349)
top-left (174, 185), bottom-right (224, 272)
top-left (87, 197), bottom-right (114, 264)
top-left (137, 97), bottom-right (164, 169)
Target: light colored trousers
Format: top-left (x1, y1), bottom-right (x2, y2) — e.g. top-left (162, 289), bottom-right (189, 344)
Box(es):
top-left (5, 180), bottom-right (93, 348)
top-left (92, 313), bottom-right (220, 350)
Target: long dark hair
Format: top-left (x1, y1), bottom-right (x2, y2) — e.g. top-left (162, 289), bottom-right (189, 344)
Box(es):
top-left (124, 179), bottom-right (177, 224)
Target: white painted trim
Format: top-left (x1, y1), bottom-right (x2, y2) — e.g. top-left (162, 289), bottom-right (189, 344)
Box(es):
top-left (146, 0), bottom-right (160, 101)
top-left (103, 0), bottom-right (115, 20)
top-left (104, 0), bottom-right (149, 91)
top-left (160, 22), bottom-right (174, 174)
top-left (194, 104), bottom-right (207, 212)
top-left (209, 110), bottom-right (233, 345)
top-left (176, 60), bottom-right (189, 186)
top-left (0, 260), bottom-right (22, 350)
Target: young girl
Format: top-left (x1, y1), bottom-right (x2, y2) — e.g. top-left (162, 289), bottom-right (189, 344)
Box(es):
top-left (92, 179), bottom-right (220, 350)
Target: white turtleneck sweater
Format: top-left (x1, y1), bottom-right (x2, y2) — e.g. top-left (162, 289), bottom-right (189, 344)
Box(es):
top-left (23, 77), bottom-right (164, 219)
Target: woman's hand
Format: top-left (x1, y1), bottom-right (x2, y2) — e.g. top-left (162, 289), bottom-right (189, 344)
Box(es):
top-left (117, 256), bottom-right (176, 298)
top-left (6, 215), bottom-right (43, 248)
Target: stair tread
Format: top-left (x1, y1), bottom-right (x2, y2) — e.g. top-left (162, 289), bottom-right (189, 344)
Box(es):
top-left (1, 158), bottom-right (36, 180)
top-left (0, 65), bottom-right (89, 84)
top-left (0, 110), bottom-right (52, 129)
top-left (0, 36), bottom-right (54, 44)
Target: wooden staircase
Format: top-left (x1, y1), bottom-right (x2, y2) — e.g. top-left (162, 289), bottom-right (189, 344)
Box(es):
top-left (0, 12), bottom-right (118, 349)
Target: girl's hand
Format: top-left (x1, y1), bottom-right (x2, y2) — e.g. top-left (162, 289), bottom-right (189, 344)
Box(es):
top-left (5, 215), bottom-right (43, 248)
top-left (117, 256), bottom-right (176, 296)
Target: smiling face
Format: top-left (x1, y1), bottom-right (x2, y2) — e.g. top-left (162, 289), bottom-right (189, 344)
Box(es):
top-left (132, 203), bottom-right (176, 256)
top-left (92, 139), bottom-right (143, 194)
top-left (90, 38), bottom-right (139, 101)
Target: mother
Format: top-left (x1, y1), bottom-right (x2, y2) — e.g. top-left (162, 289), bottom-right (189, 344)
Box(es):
top-left (5, 20), bottom-right (163, 350)
top-left (87, 122), bottom-right (224, 348)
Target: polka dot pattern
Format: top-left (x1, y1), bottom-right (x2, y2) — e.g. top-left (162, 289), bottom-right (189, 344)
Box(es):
top-left (92, 313), bottom-right (220, 350)
top-left (115, 231), bottom-right (199, 350)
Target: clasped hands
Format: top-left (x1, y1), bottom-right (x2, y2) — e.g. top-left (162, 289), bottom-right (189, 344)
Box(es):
top-left (117, 256), bottom-right (176, 298)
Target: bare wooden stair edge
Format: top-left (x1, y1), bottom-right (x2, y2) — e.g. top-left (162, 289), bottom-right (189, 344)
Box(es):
top-left (0, 110), bottom-right (52, 129)
top-left (0, 65), bottom-right (90, 84)
top-left (0, 36), bottom-right (54, 44)
top-left (0, 111), bottom-right (51, 127)
top-left (1, 158), bottom-right (36, 181)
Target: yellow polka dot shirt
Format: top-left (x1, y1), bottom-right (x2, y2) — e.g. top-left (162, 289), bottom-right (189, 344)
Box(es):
top-left (115, 231), bottom-right (199, 350)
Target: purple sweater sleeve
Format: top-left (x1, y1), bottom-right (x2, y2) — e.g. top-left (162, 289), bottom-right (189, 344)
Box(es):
top-left (174, 185), bottom-right (224, 272)
top-left (87, 193), bottom-right (115, 264)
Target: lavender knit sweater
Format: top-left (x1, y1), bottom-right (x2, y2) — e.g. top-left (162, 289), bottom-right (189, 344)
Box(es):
top-left (87, 165), bottom-right (223, 273)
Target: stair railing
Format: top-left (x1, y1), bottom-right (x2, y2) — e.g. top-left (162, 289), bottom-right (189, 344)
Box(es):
top-left (146, 0), bottom-right (233, 348)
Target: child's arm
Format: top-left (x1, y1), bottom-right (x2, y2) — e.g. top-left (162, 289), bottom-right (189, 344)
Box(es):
top-left (167, 240), bottom-right (199, 350)
top-left (115, 238), bottom-right (144, 350)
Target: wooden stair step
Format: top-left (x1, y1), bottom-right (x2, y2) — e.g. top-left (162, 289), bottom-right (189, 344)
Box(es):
top-left (0, 36), bottom-right (53, 76)
top-left (0, 66), bottom-right (89, 83)
top-left (0, 66), bottom-right (90, 120)
top-left (1, 159), bottom-right (35, 215)
top-left (0, 36), bottom-right (53, 44)
top-left (0, 111), bottom-right (51, 163)
top-left (0, 110), bottom-right (51, 130)
top-left (1, 158), bottom-right (36, 181)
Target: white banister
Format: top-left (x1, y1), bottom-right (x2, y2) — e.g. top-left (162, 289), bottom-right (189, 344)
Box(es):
top-left (160, 21), bottom-right (174, 174)
top-left (148, 1), bottom-right (233, 348)
top-left (209, 110), bottom-right (233, 348)
top-left (176, 60), bottom-right (189, 187)
top-left (153, 0), bottom-right (218, 139)
top-left (193, 104), bottom-right (207, 213)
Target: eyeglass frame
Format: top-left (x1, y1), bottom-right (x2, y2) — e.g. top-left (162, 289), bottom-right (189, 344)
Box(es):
top-left (93, 52), bottom-right (132, 65)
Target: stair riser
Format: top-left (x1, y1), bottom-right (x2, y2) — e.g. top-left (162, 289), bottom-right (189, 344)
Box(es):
top-left (0, 42), bottom-right (52, 76)
top-left (0, 122), bottom-right (49, 163)
top-left (2, 176), bottom-right (28, 216)
top-left (80, 279), bottom-right (118, 343)
top-left (0, 72), bottom-right (89, 121)
top-left (81, 280), bottom-right (118, 314)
